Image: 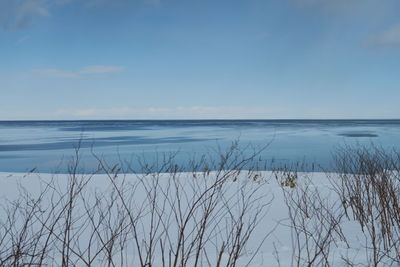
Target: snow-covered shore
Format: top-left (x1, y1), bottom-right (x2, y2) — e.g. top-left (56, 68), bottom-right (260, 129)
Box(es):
top-left (0, 171), bottom-right (394, 266)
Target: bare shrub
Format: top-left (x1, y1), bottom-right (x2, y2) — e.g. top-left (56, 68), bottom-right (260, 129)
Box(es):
top-left (0, 142), bottom-right (273, 266)
top-left (329, 145), bottom-right (400, 266)
top-left (275, 169), bottom-right (348, 267)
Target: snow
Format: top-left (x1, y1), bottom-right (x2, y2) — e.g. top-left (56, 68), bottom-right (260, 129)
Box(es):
top-left (0, 171), bottom-right (384, 266)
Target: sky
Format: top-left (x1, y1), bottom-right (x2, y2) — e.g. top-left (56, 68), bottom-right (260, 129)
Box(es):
top-left (0, 0), bottom-right (399, 120)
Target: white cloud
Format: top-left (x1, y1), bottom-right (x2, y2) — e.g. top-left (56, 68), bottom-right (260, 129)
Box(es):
top-left (55, 0), bottom-right (74, 4)
top-left (293, 0), bottom-right (396, 14)
top-left (33, 65), bottom-right (124, 78)
top-left (0, 0), bottom-right (49, 30)
top-left (254, 32), bottom-right (270, 40)
top-left (294, 0), bottom-right (362, 9)
top-left (86, 0), bottom-right (160, 8)
top-left (368, 24), bottom-right (400, 47)
top-left (85, 0), bottom-right (110, 8)
top-left (16, 35), bottom-right (30, 44)
top-left (56, 106), bottom-right (286, 119)
top-left (79, 65), bottom-right (124, 74)
top-left (0, 0), bottom-right (159, 30)
top-left (294, 0), bottom-right (321, 8)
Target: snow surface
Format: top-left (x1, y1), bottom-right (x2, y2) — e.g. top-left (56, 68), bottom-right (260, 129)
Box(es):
top-left (0, 171), bottom-right (378, 266)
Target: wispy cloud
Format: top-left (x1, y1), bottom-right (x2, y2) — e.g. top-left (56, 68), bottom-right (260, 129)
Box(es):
top-left (0, 0), bottom-right (49, 30)
top-left (294, 0), bottom-right (320, 8)
top-left (368, 24), bottom-right (400, 47)
top-left (254, 32), bottom-right (270, 40)
top-left (33, 65), bottom-right (124, 78)
top-left (294, 0), bottom-right (361, 9)
top-left (0, 0), bottom-right (160, 30)
top-left (293, 0), bottom-right (396, 13)
top-left (144, 0), bottom-right (161, 7)
top-left (79, 65), bottom-right (124, 74)
top-left (85, 0), bottom-right (161, 8)
top-left (85, 0), bottom-right (111, 8)
top-left (56, 106), bottom-right (285, 119)
top-left (16, 35), bottom-right (30, 44)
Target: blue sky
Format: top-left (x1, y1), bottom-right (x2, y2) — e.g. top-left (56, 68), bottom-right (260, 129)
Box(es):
top-left (1, 0), bottom-right (399, 119)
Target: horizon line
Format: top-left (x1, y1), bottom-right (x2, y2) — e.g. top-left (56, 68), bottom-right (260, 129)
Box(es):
top-left (1, 118), bottom-right (400, 122)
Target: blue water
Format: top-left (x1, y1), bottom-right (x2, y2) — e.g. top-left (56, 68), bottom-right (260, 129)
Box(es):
top-left (0, 120), bottom-right (400, 173)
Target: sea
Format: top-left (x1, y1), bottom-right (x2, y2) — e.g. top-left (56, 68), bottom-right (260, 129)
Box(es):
top-left (0, 120), bottom-right (399, 173)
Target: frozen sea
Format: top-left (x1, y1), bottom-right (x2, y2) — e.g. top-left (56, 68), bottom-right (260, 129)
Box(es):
top-left (0, 120), bottom-right (400, 173)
